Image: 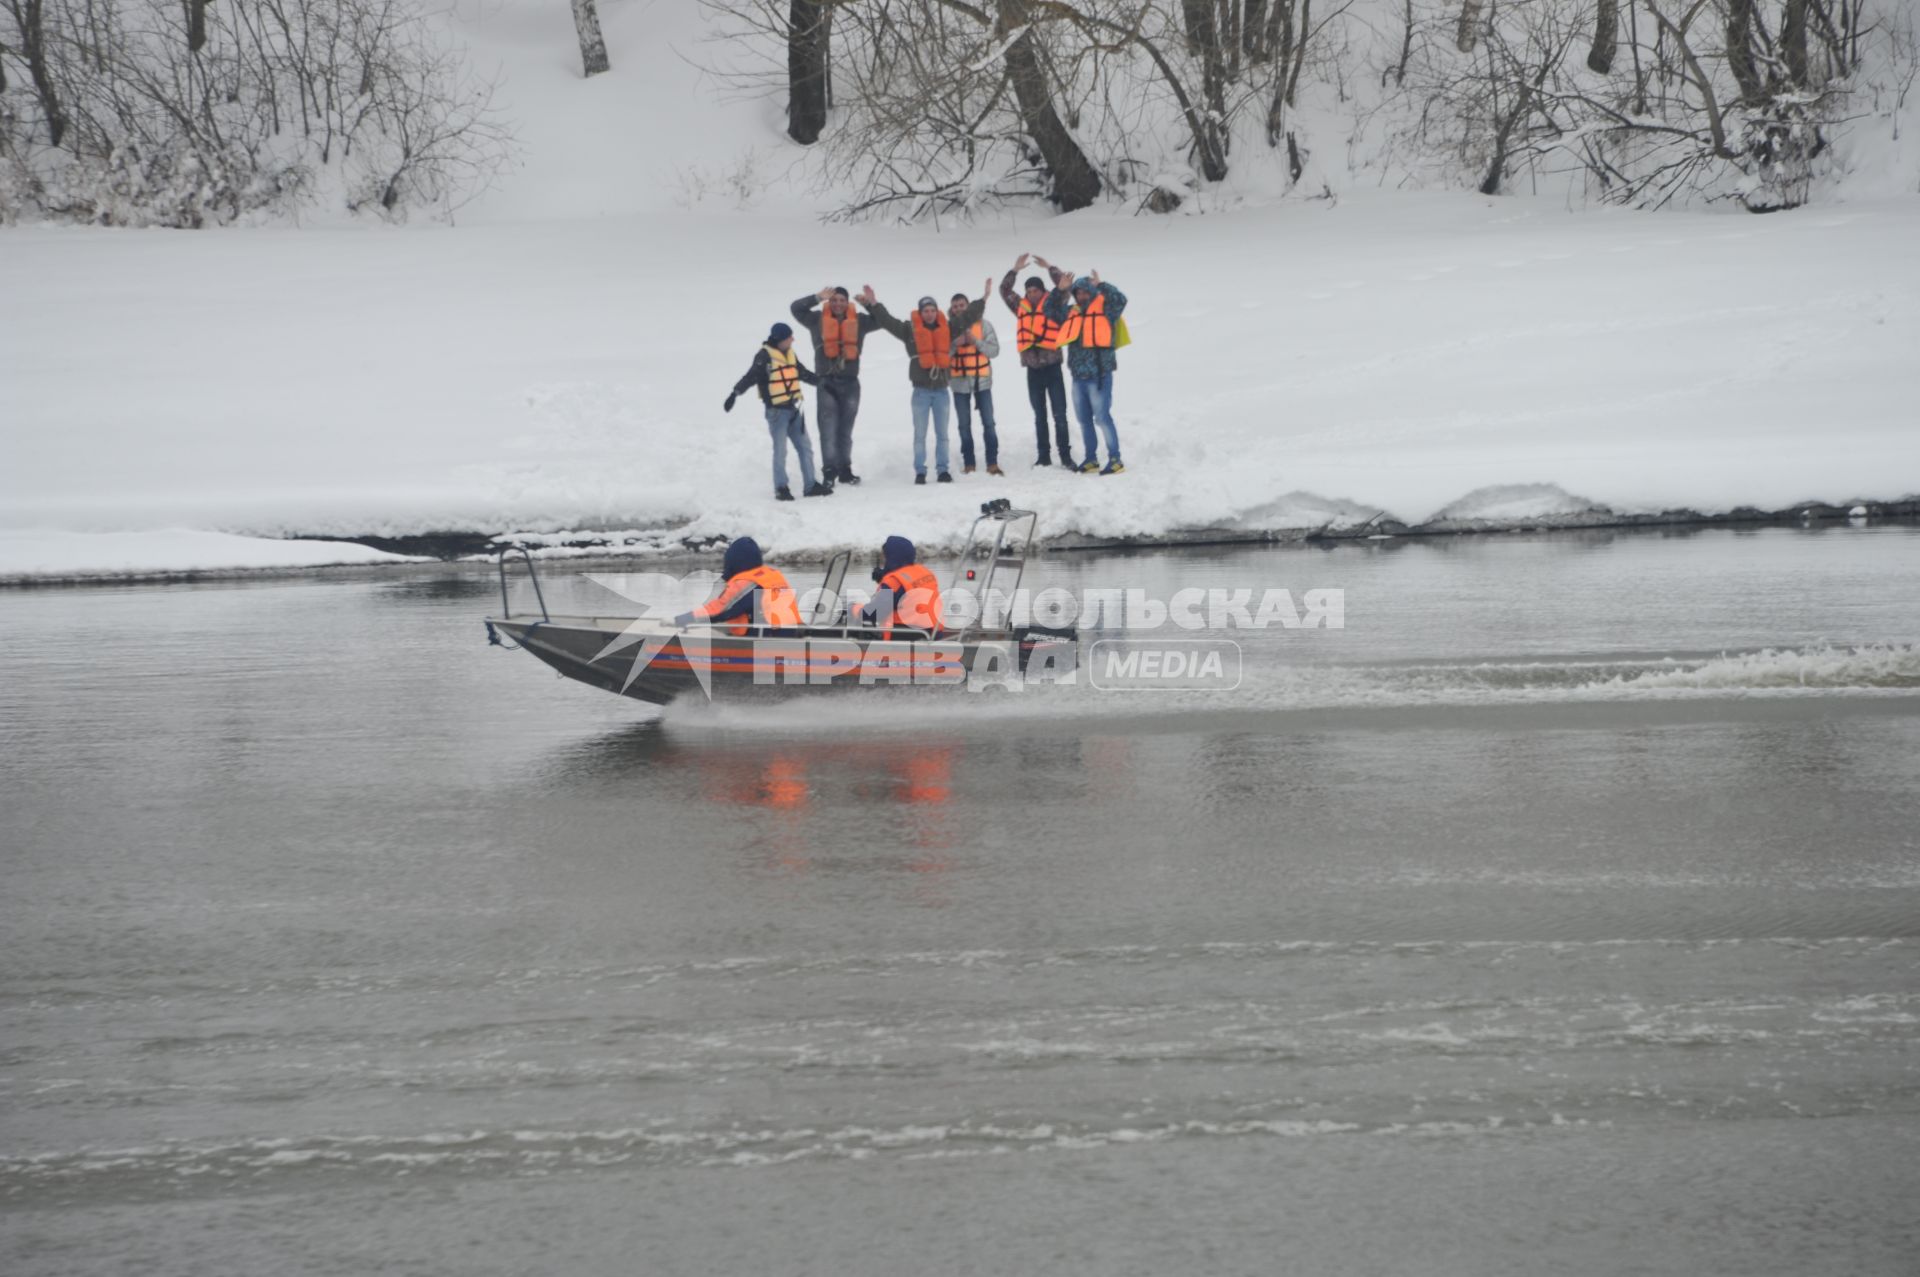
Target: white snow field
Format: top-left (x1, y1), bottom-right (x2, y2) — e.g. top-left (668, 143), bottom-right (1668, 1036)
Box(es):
top-left (2, 2), bottom-right (1917, 577)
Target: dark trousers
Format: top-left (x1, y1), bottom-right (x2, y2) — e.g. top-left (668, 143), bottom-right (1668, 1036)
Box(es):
top-left (1026, 363), bottom-right (1071, 461)
top-left (817, 376), bottom-right (861, 477)
top-left (953, 386), bottom-right (998, 467)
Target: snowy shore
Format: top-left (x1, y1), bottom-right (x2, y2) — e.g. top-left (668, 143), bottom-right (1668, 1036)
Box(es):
top-left (5, 499), bottom-right (1917, 587)
top-left (4, 192), bottom-right (1918, 582)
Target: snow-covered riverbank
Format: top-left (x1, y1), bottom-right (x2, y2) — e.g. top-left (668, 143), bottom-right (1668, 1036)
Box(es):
top-left (4, 192), bottom-right (1916, 580)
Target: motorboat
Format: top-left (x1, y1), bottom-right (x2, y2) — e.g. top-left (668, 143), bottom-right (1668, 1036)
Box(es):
top-left (485, 500), bottom-right (1078, 705)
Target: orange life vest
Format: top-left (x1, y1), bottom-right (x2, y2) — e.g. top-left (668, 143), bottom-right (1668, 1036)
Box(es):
top-left (765, 344), bottom-right (804, 406)
top-left (1058, 292), bottom-right (1113, 349)
top-left (696, 563), bottom-right (800, 636)
top-left (1015, 297), bottom-right (1061, 352)
top-left (913, 314), bottom-right (952, 372)
top-left (821, 308), bottom-right (859, 363)
top-left (952, 322), bottom-right (990, 381)
top-left (876, 562), bottom-right (943, 639)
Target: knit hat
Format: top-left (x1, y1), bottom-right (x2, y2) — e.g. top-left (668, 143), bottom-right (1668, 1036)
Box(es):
top-left (1024, 276), bottom-right (1045, 291)
top-left (768, 322), bottom-right (794, 343)
top-left (917, 295), bottom-right (939, 309)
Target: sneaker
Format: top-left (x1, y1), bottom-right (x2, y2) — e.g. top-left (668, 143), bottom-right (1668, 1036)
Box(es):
top-left (963, 464), bottom-right (976, 475)
top-left (937, 472), bottom-right (953, 484)
top-left (1077, 459), bottom-right (1101, 474)
top-left (839, 471), bottom-right (862, 486)
top-left (804, 481), bottom-right (834, 497)
top-left (987, 464), bottom-right (1005, 476)
top-left (775, 487), bottom-right (795, 501)
top-left (915, 474), bottom-right (927, 486)
top-left (1101, 460), bottom-right (1125, 476)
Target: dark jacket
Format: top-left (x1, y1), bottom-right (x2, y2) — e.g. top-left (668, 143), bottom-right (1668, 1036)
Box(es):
top-left (999, 267), bottom-right (1066, 370)
top-left (867, 298), bottom-right (986, 390)
top-left (789, 296), bottom-right (876, 379)
top-left (1043, 278), bottom-right (1127, 380)
top-left (731, 344), bottom-right (819, 408)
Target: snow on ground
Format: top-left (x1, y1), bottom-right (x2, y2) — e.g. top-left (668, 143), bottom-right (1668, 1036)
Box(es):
top-left (5, 193), bottom-right (1916, 573)
top-left (1, 2), bottom-right (1916, 577)
top-left (0, 529), bottom-right (421, 579)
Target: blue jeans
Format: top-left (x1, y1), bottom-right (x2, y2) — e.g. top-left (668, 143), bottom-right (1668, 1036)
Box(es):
top-left (952, 385), bottom-right (998, 467)
top-left (767, 405), bottom-right (818, 492)
top-left (910, 386), bottom-right (951, 477)
top-left (1071, 372), bottom-right (1120, 465)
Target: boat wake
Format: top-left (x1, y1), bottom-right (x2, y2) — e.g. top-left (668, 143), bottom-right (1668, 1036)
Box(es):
top-left (657, 643), bottom-right (1920, 734)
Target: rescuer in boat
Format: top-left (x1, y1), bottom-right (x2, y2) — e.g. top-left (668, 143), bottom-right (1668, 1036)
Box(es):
top-left (673, 537), bottom-right (801, 635)
top-left (858, 535), bottom-right (944, 639)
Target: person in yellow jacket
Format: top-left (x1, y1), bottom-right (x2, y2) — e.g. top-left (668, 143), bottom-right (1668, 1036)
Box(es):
top-left (725, 323), bottom-right (833, 500)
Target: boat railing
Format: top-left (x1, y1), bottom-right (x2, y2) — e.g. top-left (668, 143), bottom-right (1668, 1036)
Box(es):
top-left (946, 499), bottom-right (1039, 638)
top-left (495, 544), bottom-right (550, 622)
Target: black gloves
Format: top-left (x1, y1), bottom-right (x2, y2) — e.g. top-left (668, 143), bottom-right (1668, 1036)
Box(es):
top-left (723, 393), bottom-right (737, 413)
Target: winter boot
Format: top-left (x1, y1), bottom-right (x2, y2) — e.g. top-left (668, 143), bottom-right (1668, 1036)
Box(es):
top-left (987, 464), bottom-right (1005, 476)
top-left (1034, 456), bottom-right (1052, 467)
top-left (914, 474), bottom-right (927, 486)
top-left (775, 487), bottom-right (795, 501)
top-left (804, 482), bottom-right (835, 497)
top-left (963, 464), bottom-right (976, 475)
top-left (839, 470), bottom-right (862, 486)
top-left (937, 472), bottom-right (953, 483)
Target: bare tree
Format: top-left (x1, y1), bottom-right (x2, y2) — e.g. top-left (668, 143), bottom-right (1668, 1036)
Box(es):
top-left (1780, 0), bottom-right (1809, 86)
top-left (1586, 0), bottom-right (1618, 73)
top-left (1, 0), bottom-right (67, 145)
top-left (1725, 0), bottom-right (1768, 106)
top-left (186, 0), bottom-right (212, 52)
top-left (3, 0), bottom-right (512, 225)
top-left (787, 0), bottom-right (828, 142)
top-left (997, 0), bottom-right (1101, 209)
top-left (572, 0), bottom-right (611, 77)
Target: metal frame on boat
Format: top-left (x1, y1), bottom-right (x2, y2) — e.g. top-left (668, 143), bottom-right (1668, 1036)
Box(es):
top-left (484, 501), bottom-right (1077, 705)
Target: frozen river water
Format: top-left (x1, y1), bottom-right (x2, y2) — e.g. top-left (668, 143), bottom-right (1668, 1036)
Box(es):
top-left (3, 526), bottom-right (1918, 1275)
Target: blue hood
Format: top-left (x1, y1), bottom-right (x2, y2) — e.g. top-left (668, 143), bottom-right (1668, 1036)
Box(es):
top-left (1071, 276), bottom-right (1095, 297)
top-left (722, 537), bottom-right (764, 579)
top-left (881, 535), bottom-right (916, 573)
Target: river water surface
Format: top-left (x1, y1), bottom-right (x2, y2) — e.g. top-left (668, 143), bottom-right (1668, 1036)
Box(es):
top-left (3, 527), bottom-right (1918, 1275)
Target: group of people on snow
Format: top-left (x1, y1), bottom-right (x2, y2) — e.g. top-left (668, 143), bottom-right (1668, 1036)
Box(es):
top-left (672, 534), bottom-right (943, 641)
top-left (724, 255), bottom-right (1129, 500)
